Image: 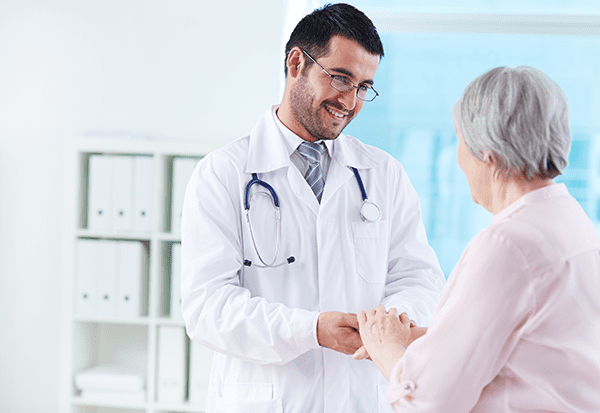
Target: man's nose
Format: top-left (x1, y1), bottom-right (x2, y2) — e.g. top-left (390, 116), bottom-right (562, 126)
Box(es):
top-left (338, 88), bottom-right (358, 111)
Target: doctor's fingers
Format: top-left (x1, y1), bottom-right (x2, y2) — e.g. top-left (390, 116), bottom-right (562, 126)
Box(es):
top-left (399, 312), bottom-right (411, 328)
top-left (337, 328), bottom-right (363, 355)
top-left (342, 312), bottom-right (360, 330)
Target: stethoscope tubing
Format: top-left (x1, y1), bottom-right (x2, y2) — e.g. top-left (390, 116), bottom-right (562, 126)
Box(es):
top-left (350, 167), bottom-right (368, 201)
top-left (244, 167), bottom-right (380, 267)
top-left (244, 173), bottom-right (279, 210)
top-left (244, 173), bottom-right (283, 267)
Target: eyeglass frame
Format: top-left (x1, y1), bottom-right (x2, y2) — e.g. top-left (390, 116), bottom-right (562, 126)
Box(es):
top-left (300, 48), bottom-right (379, 102)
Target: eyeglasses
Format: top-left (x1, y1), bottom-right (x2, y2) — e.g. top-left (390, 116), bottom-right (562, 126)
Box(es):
top-left (301, 48), bottom-right (379, 102)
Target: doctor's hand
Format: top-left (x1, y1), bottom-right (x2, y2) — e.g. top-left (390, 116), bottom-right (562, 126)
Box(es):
top-left (355, 307), bottom-right (411, 382)
top-left (317, 311), bottom-right (362, 355)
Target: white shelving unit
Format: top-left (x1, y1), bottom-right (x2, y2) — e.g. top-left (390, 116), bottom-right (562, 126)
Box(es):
top-left (59, 137), bottom-right (220, 413)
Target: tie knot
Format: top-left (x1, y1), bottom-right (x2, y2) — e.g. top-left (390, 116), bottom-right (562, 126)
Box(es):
top-left (298, 141), bottom-right (325, 164)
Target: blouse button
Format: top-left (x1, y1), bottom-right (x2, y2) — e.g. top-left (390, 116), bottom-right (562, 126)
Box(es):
top-left (401, 381), bottom-right (416, 392)
top-left (388, 380), bottom-right (417, 404)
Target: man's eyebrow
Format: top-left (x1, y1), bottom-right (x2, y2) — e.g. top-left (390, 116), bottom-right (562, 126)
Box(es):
top-left (330, 67), bottom-right (375, 86)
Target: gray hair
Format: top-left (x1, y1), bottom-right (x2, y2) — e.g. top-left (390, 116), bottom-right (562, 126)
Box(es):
top-left (457, 66), bottom-right (571, 180)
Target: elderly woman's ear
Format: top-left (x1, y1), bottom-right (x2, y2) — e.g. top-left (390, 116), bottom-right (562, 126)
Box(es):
top-left (482, 151), bottom-right (493, 164)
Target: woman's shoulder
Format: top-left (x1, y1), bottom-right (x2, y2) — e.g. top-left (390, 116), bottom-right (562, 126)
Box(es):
top-left (496, 197), bottom-right (599, 268)
top-left (466, 206), bottom-right (597, 284)
top-left (463, 224), bottom-right (529, 266)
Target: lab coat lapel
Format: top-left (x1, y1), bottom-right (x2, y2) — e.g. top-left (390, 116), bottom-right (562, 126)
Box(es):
top-left (246, 106), bottom-right (290, 174)
top-left (288, 165), bottom-right (320, 216)
top-left (321, 134), bottom-right (379, 207)
top-left (321, 157), bottom-right (353, 208)
top-left (245, 106), bottom-right (319, 215)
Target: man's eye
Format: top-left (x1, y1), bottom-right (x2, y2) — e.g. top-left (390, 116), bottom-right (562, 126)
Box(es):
top-left (335, 76), bottom-right (351, 86)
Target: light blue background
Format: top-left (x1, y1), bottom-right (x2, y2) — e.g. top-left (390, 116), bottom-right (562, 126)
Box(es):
top-left (345, 31), bottom-right (600, 275)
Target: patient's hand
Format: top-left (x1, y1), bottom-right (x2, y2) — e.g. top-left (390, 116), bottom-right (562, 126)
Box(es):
top-left (353, 318), bottom-right (427, 361)
top-left (354, 307), bottom-right (412, 381)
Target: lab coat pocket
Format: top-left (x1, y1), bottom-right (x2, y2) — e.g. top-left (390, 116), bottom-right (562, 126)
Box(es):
top-left (215, 382), bottom-right (282, 413)
top-left (352, 220), bottom-right (388, 283)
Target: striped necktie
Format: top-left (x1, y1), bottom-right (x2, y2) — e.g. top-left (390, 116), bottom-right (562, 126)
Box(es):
top-left (298, 141), bottom-right (325, 202)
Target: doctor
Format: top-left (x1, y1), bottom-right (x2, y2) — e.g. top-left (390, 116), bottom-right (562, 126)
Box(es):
top-left (181, 3), bottom-right (444, 413)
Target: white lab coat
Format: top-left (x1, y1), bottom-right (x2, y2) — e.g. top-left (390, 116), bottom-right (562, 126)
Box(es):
top-left (181, 106), bottom-right (444, 413)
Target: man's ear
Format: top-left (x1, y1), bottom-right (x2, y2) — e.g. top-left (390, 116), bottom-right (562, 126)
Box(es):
top-left (286, 47), bottom-right (304, 79)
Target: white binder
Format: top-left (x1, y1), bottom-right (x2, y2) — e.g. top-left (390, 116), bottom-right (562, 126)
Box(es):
top-left (88, 155), bottom-right (113, 231)
top-left (171, 158), bottom-right (198, 234)
top-left (188, 341), bottom-right (214, 407)
top-left (133, 156), bottom-right (153, 233)
top-left (111, 156), bottom-right (134, 232)
top-left (170, 243), bottom-right (183, 322)
top-left (157, 326), bottom-right (187, 404)
top-left (75, 239), bottom-right (99, 316)
top-left (96, 240), bottom-right (118, 317)
top-left (117, 241), bottom-right (148, 319)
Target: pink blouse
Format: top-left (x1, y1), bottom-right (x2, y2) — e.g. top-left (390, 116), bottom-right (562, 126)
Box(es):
top-left (388, 183), bottom-right (600, 412)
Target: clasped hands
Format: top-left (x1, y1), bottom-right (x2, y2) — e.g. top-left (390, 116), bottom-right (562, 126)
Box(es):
top-left (317, 307), bottom-right (417, 367)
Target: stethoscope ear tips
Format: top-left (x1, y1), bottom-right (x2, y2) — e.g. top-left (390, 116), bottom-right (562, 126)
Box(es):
top-left (243, 257), bottom-right (295, 268)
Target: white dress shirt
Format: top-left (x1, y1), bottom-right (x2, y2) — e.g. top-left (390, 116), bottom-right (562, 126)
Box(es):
top-left (387, 183), bottom-right (600, 412)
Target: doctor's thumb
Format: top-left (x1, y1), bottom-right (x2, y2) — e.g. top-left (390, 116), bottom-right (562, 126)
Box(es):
top-left (353, 346), bottom-right (369, 360)
top-left (399, 312), bottom-right (411, 328)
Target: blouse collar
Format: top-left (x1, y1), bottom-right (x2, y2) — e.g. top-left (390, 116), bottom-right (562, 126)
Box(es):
top-left (492, 182), bottom-right (569, 224)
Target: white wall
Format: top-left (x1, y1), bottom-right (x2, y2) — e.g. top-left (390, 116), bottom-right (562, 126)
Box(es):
top-left (0, 1), bottom-right (285, 412)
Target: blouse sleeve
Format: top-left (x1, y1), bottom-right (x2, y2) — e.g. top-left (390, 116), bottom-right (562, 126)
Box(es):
top-left (387, 228), bottom-right (535, 412)
top-left (387, 358), bottom-right (416, 409)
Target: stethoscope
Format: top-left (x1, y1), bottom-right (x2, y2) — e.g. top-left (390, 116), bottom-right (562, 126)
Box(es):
top-left (243, 167), bottom-right (381, 268)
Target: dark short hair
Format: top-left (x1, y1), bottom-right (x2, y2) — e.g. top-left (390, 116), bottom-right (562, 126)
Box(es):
top-left (284, 3), bottom-right (384, 77)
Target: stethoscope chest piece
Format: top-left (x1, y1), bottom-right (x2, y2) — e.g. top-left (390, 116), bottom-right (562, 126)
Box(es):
top-left (351, 166), bottom-right (381, 223)
top-left (360, 200), bottom-right (381, 223)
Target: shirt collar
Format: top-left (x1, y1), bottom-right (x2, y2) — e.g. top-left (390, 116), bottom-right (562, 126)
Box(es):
top-left (273, 106), bottom-right (333, 159)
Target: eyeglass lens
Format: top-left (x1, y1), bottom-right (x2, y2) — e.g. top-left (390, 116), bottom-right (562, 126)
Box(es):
top-left (330, 76), bottom-right (376, 101)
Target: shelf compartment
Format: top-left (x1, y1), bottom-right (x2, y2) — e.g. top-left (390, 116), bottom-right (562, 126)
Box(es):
top-left (72, 322), bottom-right (149, 401)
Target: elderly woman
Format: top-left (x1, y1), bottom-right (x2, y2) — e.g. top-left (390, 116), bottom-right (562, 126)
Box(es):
top-left (356, 66), bottom-right (600, 412)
